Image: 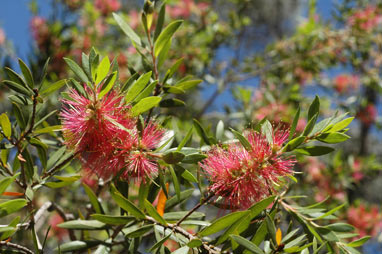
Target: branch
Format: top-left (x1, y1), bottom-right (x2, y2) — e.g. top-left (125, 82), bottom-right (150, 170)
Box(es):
top-left (0, 241), bottom-right (34, 254)
top-left (176, 192), bottom-right (215, 226)
top-left (145, 216), bottom-right (223, 254)
top-left (41, 151), bottom-right (80, 179)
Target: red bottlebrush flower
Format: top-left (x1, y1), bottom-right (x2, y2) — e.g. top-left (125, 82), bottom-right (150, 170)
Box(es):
top-left (140, 121), bottom-right (166, 150)
top-left (356, 104), bottom-right (377, 126)
top-left (61, 87), bottom-right (135, 179)
top-left (122, 152), bottom-right (159, 182)
top-left (200, 129), bottom-right (296, 210)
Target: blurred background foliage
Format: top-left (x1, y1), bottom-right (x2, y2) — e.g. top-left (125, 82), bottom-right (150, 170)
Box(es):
top-left (0, 0), bottom-right (381, 253)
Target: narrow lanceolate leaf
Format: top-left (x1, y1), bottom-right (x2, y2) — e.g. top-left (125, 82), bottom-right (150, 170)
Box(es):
top-left (230, 235), bottom-right (265, 254)
top-left (125, 71), bottom-right (152, 102)
top-left (316, 132), bottom-right (350, 144)
top-left (58, 220), bottom-right (106, 230)
top-left (294, 146), bottom-right (334, 156)
top-left (83, 183), bottom-right (102, 214)
top-left (283, 136), bottom-right (306, 152)
top-left (110, 185), bottom-right (146, 219)
top-left (95, 56), bottom-right (110, 85)
top-left (130, 96), bottom-right (161, 116)
top-left (113, 13), bottom-right (141, 46)
top-left (330, 117), bottom-right (354, 132)
top-left (193, 119), bottom-right (212, 145)
top-left (159, 98), bottom-right (185, 107)
top-left (0, 113), bottom-right (12, 138)
top-left (149, 233), bottom-right (172, 252)
top-left (174, 80), bottom-right (202, 90)
top-left (0, 174), bottom-right (20, 195)
top-left (154, 20), bottom-right (183, 57)
top-left (0, 199), bottom-right (28, 218)
top-left (289, 107), bottom-right (300, 140)
top-left (98, 72), bottom-right (117, 99)
top-left (308, 95), bottom-right (320, 121)
top-left (40, 79), bottom-right (66, 96)
top-left (18, 59), bottom-right (34, 88)
top-left (177, 127), bottom-right (193, 151)
top-left (169, 166), bottom-right (181, 201)
top-left (347, 236), bottom-right (371, 247)
top-left (303, 113), bottom-right (318, 136)
top-left (3, 80), bottom-right (33, 96)
top-left (64, 57), bottom-right (90, 84)
top-left (144, 199), bottom-right (167, 225)
top-left (154, 3), bottom-right (166, 41)
top-left (90, 214), bottom-right (135, 225)
top-left (230, 128), bottom-right (252, 151)
top-left (199, 211), bottom-right (249, 237)
top-left (276, 228), bottom-right (282, 246)
top-left (313, 203), bottom-right (345, 220)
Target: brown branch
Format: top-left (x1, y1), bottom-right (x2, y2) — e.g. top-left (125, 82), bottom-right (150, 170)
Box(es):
top-left (176, 192), bottom-right (215, 227)
top-left (41, 151), bottom-right (80, 179)
top-left (0, 241), bottom-right (34, 254)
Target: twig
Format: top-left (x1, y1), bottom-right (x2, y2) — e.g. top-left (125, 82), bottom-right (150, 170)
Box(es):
top-left (176, 192), bottom-right (215, 227)
top-left (145, 216), bottom-right (222, 254)
top-left (41, 151), bottom-right (80, 179)
top-left (0, 241), bottom-right (34, 254)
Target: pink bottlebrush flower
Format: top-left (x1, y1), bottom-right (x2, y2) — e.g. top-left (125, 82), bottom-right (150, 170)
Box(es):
top-left (61, 87), bottom-right (135, 178)
top-left (122, 152), bottom-right (159, 182)
top-left (200, 129), bottom-right (296, 210)
top-left (140, 121), bottom-right (166, 150)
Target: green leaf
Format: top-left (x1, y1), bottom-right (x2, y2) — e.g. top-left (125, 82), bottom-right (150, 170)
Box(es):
top-left (330, 117), bottom-right (354, 132)
top-left (162, 151), bottom-right (185, 164)
top-left (125, 224), bottom-right (153, 238)
top-left (131, 96), bottom-right (161, 116)
top-left (172, 246), bottom-right (190, 254)
top-left (54, 240), bottom-right (100, 252)
top-left (64, 57), bottom-right (90, 84)
top-left (18, 59), bottom-right (34, 88)
top-left (163, 211), bottom-right (204, 221)
top-left (230, 235), bottom-right (265, 254)
top-left (165, 189), bottom-right (194, 210)
top-left (154, 3), bottom-right (166, 41)
top-left (295, 146), bottom-right (334, 156)
top-left (0, 216), bottom-right (19, 240)
top-left (90, 214), bottom-right (135, 225)
top-left (347, 236), bottom-right (371, 247)
top-left (3, 80), bottom-right (33, 96)
top-left (157, 38), bottom-right (172, 70)
top-left (12, 102), bottom-right (26, 130)
top-left (283, 136), bottom-right (306, 152)
top-left (58, 220), bottom-right (106, 230)
top-left (0, 113), bottom-right (12, 138)
top-left (82, 52), bottom-right (92, 81)
top-left (316, 132), bottom-right (350, 144)
top-left (134, 81), bottom-right (157, 102)
top-left (125, 72), bottom-right (152, 102)
top-left (289, 107), bottom-right (300, 140)
top-left (218, 196), bottom-right (275, 244)
top-left (98, 72), bottom-right (117, 99)
top-left (303, 113), bottom-right (318, 136)
top-left (324, 223), bottom-right (354, 233)
top-left (121, 73), bottom-right (139, 92)
top-left (0, 199), bottom-right (28, 218)
top-left (199, 211), bottom-right (249, 236)
top-left (83, 183), bottom-right (102, 214)
top-left (174, 80), bottom-right (202, 90)
top-left (187, 239), bottom-right (203, 248)
top-left (313, 204), bottom-right (345, 220)
top-left (159, 98), bottom-right (185, 107)
top-left (40, 79), bottom-right (66, 96)
top-left (144, 199), bottom-right (167, 225)
top-left (45, 175), bottom-right (81, 188)
top-left (34, 125), bottom-right (62, 134)
top-left (154, 20), bottom-right (183, 57)
top-left (181, 169), bottom-right (198, 183)
top-left (149, 232), bottom-right (172, 252)
top-left (110, 185), bottom-right (146, 219)
top-left (95, 56), bottom-right (110, 84)
top-left (193, 119), bottom-right (212, 145)
top-left (113, 13), bottom-right (141, 46)
top-left (230, 128), bottom-right (252, 151)
top-left (0, 174), bottom-right (20, 196)
top-left (163, 58), bottom-right (184, 83)
top-left (177, 127), bottom-right (193, 151)
top-left (261, 120), bottom-right (273, 144)
top-left (4, 67), bottom-right (28, 89)
top-left (182, 154), bottom-right (207, 164)
top-left (169, 166), bottom-right (181, 201)
top-left (308, 95), bottom-right (320, 121)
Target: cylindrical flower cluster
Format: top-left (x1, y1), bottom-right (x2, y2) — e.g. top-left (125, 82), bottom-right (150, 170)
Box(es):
top-left (200, 128), bottom-right (296, 210)
top-left (60, 86), bottom-right (165, 182)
